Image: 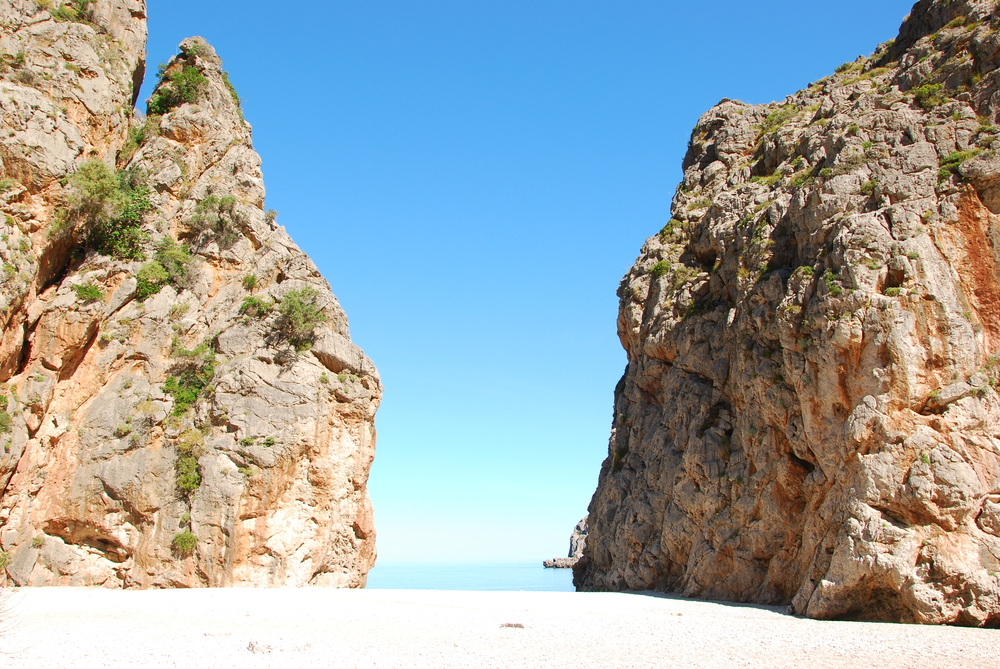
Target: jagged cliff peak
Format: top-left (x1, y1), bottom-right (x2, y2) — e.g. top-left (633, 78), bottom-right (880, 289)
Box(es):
top-left (576, 0), bottom-right (1000, 626)
top-left (1, 4), bottom-right (380, 588)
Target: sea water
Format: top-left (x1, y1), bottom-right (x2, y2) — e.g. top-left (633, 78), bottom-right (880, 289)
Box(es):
top-left (365, 561), bottom-right (576, 592)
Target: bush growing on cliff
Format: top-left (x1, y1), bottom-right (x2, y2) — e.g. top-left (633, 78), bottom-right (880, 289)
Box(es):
top-left (43, 0), bottom-right (96, 23)
top-left (758, 105), bottom-right (797, 135)
top-left (913, 83), bottom-right (946, 109)
top-left (186, 194), bottom-right (243, 250)
top-left (163, 342), bottom-right (215, 416)
top-left (118, 116), bottom-right (160, 166)
top-left (239, 296), bottom-right (272, 318)
top-left (73, 283), bottom-right (103, 304)
top-left (148, 65), bottom-right (207, 115)
top-left (135, 238), bottom-right (193, 300)
top-left (175, 450), bottom-right (201, 493)
top-left (68, 161), bottom-right (153, 260)
top-left (658, 218), bottom-right (687, 244)
top-left (649, 261), bottom-right (671, 278)
top-left (221, 71), bottom-right (245, 122)
top-left (277, 287), bottom-right (326, 350)
top-left (172, 429), bottom-right (205, 495)
top-left (0, 408), bottom-right (11, 435)
top-left (938, 149), bottom-right (982, 182)
top-left (171, 531), bottom-right (197, 555)
top-left (135, 261), bottom-right (168, 300)
top-left (823, 270), bottom-right (844, 297)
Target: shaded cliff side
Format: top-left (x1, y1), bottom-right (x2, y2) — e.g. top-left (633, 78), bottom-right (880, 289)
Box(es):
top-left (576, 0), bottom-right (1000, 626)
top-left (0, 1), bottom-right (380, 587)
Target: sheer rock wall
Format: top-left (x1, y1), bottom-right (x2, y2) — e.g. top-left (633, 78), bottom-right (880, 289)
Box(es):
top-left (576, 0), bottom-right (1000, 626)
top-left (0, 2), bottom-right (380, 588)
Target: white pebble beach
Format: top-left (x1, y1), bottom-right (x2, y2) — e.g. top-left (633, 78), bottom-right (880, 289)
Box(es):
top-left (2, 587), bottom-right (998, 668)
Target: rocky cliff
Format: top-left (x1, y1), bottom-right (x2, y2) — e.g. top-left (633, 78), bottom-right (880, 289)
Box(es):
top-left (543, 516), bottom-right (588, 568)
top-left (575, 0), bottom-right (1000, 626)
top-left (0, 1), bottom-right (380, 587)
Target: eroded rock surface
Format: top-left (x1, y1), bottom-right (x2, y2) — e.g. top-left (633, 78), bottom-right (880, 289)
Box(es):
top-left (543, 516), bottom-right (588, 568)
top-left (576, 0), bottom-right (1000, 626)
top-left (0, 3), bottom-right (380, 587)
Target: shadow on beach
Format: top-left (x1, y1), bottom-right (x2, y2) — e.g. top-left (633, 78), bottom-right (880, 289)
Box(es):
top-left (618, 589), bottom-right (792, 616)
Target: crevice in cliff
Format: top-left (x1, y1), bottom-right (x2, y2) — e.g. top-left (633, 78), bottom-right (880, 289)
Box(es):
top-left (43, 519), bottom-right (131, 563)
top-left (36, 231), bottom-right (78, 297)
top-left (58, 323), bottom-right (99, 382)
top-left (15, 321), bottom-right (34, 377)
top-left (131, 57), bottom-right (146, 109)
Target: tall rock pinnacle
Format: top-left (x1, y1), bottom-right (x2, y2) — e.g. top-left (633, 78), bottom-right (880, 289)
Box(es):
top-left (0, 2), bottom-right (380, 587)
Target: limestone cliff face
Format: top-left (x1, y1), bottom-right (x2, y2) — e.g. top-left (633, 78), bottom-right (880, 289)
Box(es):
top-left (0, 2), bottom-right (380, 587)
top-left (576, 0), bottom-right (1000, 626)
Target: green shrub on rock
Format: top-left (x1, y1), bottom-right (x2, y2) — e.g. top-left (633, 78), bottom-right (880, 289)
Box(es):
top-left (163, 343), bottom-right (215, 416)
top-left (67, 161), bottom-right (153, 260)
top-left (650, 261), bottom-right (670, 278)
top-left (277, 287), bottom-right (326, 349)
top-left (913, 84), bottom-right (946, 109)
top-left (136, 260), bottom-right (169, 300)
top-left (239, 296), bottom-right (272, 318)
top-left (135, 238), bottom-right (193, 301)
top-left (172, 531), bottom-right (197, 555)
top-left (148, 65), bottom-right (207, 115)
top-left (938, 149), bottom-right (982, 182)
top-left (46, 0), bottom-right (95, 23)
top-left (186, 195), bottom-right (243, 250)
top-left (73, 283), bottom-right (103, 304)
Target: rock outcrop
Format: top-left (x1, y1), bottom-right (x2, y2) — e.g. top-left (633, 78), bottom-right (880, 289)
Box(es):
top-left (575, 0), bottom-right (1000, 626)
top-left (0, 1), bottom-right (380, 587)
top-left (544, 516), bottom-right (588, 568)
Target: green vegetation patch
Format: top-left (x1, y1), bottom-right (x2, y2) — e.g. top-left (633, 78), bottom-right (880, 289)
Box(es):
top-left (135, 238), bottom-right (193, 301)
top-left (118, 115), bottom-right (160, 166)
top-left (43, 0), bottom-right (95, 23)
top-left (239, 296), bottom-right (272, 318)
top-left (913, 84), bottom-right (946, 110)
top-left (221, 71), bottom-right (244, 122)
top-left (658, 218), bottom-right (687, 244)
top-left (650, 260), bottom-right (671, 278)
top-left (0, 407), bottom-right (11, 434)
top-left (824, 270), bottom-right (844, 297)
top-left (174, 429), bottom-right (205, 494)
top-left (277, 287), bottom-right (326, 350)
top-left (68, 161), bottom-right (153, 260)
top-left (163, 341), bottom-right (216, 416)
top-left (73, 283), bottom-right (103, 304)
top-left (759, 105), bottom-right (797, 135)
top-left (938, 148), bottom-right (982, 182)
top-left (148, 65), bottom-right (208, 115)
top-left (171, 531), bottom-right (197, 555)
top-left (186, 194), bottom-right (243, 250)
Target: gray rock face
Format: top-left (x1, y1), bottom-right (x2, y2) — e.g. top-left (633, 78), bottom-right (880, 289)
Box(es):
top-left (569, 516), bottom-right (587, 559)
top-left (543, 516), bottom-right (588, 568)
top-left (575, 0), bottom-right (1000, 626)
top-left (0, 5), bottom-right (380, 588)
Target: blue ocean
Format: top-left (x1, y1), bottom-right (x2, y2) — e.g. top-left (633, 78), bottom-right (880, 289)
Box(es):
top-left (365, 561), bottom-right (576, 592)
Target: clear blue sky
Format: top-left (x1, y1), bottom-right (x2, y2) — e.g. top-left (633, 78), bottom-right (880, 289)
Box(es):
top-left (142, 1), bottom-right (915, 563)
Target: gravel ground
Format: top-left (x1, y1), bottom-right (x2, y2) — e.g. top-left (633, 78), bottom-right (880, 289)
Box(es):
top-left (1, 587), bottom-right (998, 668)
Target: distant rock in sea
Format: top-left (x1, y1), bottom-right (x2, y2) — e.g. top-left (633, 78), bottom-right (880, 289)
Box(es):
top-left (543, 516), bottom-right (588, 568)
